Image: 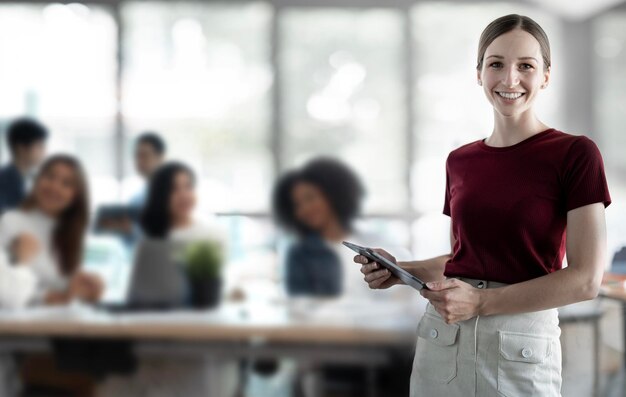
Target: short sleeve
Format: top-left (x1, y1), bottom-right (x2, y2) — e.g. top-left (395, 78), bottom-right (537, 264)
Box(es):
top-left (562, 137), bottom-right (611, 211)
top-left (443, 158), bottom-right (451, 216)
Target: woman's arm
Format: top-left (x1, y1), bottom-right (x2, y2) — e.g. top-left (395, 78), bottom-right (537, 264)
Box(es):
top-left (422, 203), bottom-right (607, 323)
top-left (0, 254), bottom-right (37, 309)
top-left (357, 226), bottom-right (454, 288)
top-left (43, 271), bottom-right (105, 305)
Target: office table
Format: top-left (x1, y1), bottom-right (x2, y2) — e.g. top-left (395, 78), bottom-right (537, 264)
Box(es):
top-left (0, 300), bottom-right (419, 397)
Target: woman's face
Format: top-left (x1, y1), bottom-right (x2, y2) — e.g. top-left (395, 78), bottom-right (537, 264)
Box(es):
top-left (478, 29), bottom-right (550, 118)
top-left (169, 171), bottom-right (196, 222)
top-left (34, 162), bottom-right (78, 216)
top-left (292, 181), bottom-right (334, 232)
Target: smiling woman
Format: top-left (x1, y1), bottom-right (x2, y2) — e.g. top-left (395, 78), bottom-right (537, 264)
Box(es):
top-left (0, 155), bottom-right (103, 308)
top-left (355, 14), bottom-right (611, 397)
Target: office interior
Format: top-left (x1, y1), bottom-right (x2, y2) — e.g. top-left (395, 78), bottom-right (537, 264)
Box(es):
top-left (1, 0), bottom-right (626, 396)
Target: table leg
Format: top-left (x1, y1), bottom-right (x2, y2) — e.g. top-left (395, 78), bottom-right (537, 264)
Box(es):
top-left (301, 364), bottom-right (322, 397)
top-left (594, 317), bottom-right (600, 397)
top-left (622, 301), bottom-right (626, 369)
top-left (366, 366), bottom-right (377, 397)
top-left (0, 354), bottom-right (19, 397)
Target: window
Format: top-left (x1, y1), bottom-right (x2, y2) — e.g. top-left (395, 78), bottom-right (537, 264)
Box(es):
top-left (121, 2), bottom-right (273, 213)
top-left (280, 8), bottom-right (408, 214)
top-left (0, 3), bottom-right (117, 207)
top-left (593, 11), bottom-right (626, 254)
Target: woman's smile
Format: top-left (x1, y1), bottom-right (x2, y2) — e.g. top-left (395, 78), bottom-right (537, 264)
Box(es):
top-left (495, 91), bottom-right (526, 102)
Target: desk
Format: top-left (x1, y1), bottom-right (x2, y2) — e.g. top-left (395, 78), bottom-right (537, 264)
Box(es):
top-left (0, 300), bottom-right (418, 397)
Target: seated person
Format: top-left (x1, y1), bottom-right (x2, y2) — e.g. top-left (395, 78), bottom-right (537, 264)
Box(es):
top-left (131, 132), bottom-right (166, 208)
top-left (0, 154), bottom-right (103, 308)
top-left (0, 117), bottom-right (48, 215)
top-left (273, 157), bottom-right (411, 300)
top-left (140, 161), bottom-right (223, 243)
top-left (0, 155), bottom-right (103, 397)
top-left (98, 161), bottom-right (236, 397)
top-left (269, 157), bottom-right (417, 397)
top-left (94, 132), bottom-right (166, 243)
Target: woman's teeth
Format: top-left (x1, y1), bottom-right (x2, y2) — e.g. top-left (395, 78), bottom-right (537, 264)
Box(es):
top-left (497, 92), bottom-right (525, 100)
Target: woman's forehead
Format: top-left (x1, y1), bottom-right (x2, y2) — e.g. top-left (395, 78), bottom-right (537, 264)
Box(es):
top-left (485, 29), bottom-right (542, 59)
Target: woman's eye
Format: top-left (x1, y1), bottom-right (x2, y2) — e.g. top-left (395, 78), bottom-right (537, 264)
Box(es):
top-left (490, 62), bottom-right (503, 68)
top-left (520, 63), bottom-right (534, 70)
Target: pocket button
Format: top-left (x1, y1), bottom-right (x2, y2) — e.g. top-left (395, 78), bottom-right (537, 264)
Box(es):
top-left (521, 347), bottom-right (533, 358)
top-left (429, 328), bottom-right (439, 339)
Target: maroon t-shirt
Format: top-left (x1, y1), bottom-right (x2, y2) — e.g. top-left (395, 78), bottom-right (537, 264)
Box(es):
top-left (443, 128), bottom-right (611, 284)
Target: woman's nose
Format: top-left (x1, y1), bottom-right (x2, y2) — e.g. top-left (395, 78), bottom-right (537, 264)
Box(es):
top-left (502, 67), bottom-right (520, 88)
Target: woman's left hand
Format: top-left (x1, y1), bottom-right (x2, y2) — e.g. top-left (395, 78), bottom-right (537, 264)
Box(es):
top-left (69, 271), bottom-right (105, 303)
top-left (421, 278), bottom-right (484, 324)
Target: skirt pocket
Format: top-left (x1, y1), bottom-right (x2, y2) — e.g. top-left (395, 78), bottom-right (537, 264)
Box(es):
top-left (413, 313), bottom-right (460, 384)
top-left (497, 330), bottom-right (554, 397)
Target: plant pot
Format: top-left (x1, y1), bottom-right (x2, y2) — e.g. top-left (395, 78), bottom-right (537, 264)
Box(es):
top-left (188, 277), bottom-right (222, 309)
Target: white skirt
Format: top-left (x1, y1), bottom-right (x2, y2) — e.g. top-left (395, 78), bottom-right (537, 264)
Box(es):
top-left (410, 278), bottom-right (562, 397)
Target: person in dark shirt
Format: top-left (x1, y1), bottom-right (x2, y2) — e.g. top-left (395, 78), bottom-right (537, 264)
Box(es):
top-left (0, 118), bottom-right (48, 214)
top-left (272, 157), bottom-right (365, 297)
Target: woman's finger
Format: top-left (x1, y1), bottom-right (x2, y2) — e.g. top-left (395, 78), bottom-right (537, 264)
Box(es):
top-left (360, 262), bottom-right (380, 274)
top-left (369, 272), bottom-right (391, 288)
top-left (353, 255), bottom-right (371, 264)
top-left (364, 269), bottom-right (389, 283)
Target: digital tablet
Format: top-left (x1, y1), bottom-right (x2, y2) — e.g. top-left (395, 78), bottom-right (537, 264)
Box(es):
top-left (343, 241), bottom-right (429, 291)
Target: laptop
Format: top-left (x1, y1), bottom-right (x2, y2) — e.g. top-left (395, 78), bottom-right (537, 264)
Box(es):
top-left (99, 239), bottom-right (188, 311)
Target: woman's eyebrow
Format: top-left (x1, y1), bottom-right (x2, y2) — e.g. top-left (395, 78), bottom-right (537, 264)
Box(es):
top-left (485, 55), bottom-right (538, 62)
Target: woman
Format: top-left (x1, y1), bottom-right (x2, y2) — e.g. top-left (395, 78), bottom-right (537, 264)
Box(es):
top-left (99, 161), bottom-right (235, 397)
top-left (355, 14), bottom-right (611, 397)
top-left (0, 154), bottom-right (103, 397)
top-left (140, 161), bottom-right (224, 243)
top-left (274, 157), bottom-right (412, 300)
top-left (0, 154), bottom-right (103, 308)
top-left (271, 158), bottom-right (417, 397)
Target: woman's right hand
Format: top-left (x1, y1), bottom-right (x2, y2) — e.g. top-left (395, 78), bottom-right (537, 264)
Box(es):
top-left (354, 248), bottom-right (402, 289)
top-left (11, 234), bottom-right (40, 264)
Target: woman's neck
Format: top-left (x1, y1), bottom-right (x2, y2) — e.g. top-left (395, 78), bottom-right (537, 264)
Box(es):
top-left (32, 203), bottom-right (59, 219)
top-left (171, 216), bottom-right (193, 230)
top-left (486, 109), bottom-right (549, 147)
top-left (321, 220), bottom-right (347, 243)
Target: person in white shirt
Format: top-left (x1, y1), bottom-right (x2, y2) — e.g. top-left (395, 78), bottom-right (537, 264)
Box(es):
top-left (140, 161), bottom-right (223, 244)
top-left (0, 154), bottom-right (103, 308)
top-left (0, 154), bottom-right (104, 397)
top-left (98, 161), bottom-right (235, 397)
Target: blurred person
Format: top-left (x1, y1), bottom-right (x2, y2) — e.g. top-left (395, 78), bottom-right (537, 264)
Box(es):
top-left (95, 132), bottom-right (166, 242)
top-left (98, 161), bottom-right (235, 397)
top-left (0, 155), bottom-right (104, 397)
top-left (130, 132), bottom-right (166, 208)
top-left (140, 161), bottom-right (222, 242)
top-left (273, 157), bottom-right (412, 300)
top-left (0, 117), bottom-right (48, 214)
top-left (355, 15), bottom-right (610, 397)
top-left (270, 157), bottom-right (418, 397)
top-left (0, 154), bottom-right (103, 308)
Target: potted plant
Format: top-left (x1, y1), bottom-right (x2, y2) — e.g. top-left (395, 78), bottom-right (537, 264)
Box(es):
top-left (183, 240), bottom-right (224, 309)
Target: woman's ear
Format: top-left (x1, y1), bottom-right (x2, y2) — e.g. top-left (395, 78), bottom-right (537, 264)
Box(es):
top-left (541, 66), bottom-right (551, 89)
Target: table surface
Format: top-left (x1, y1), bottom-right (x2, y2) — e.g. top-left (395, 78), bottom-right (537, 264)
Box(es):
top-left (0, 300), bottom-right (418, 346)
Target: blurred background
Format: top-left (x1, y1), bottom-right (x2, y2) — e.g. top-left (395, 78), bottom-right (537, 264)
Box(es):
top-left (1, 0), bottom-right (626, 396)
